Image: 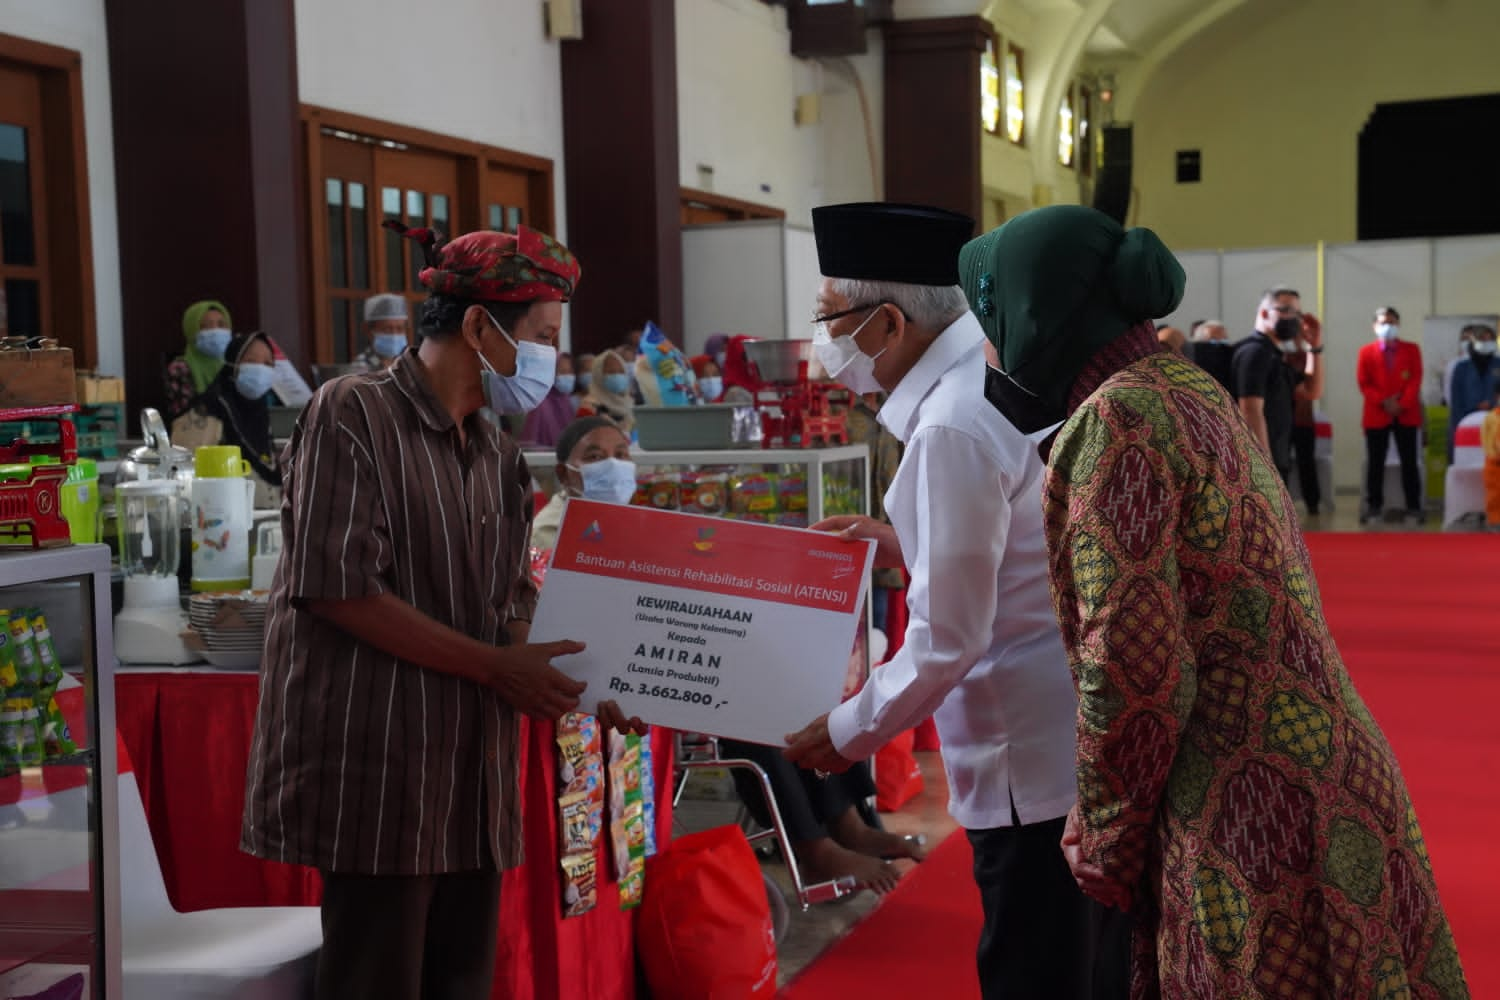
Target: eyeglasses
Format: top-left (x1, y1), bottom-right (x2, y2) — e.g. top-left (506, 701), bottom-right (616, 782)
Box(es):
top-left (810, 300), bottom-right (908, 340)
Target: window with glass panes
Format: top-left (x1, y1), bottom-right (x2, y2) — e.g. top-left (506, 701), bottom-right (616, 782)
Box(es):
top-left (979, 37), bottom-right (1002, 135)
top-left (1004, 44), bottom-right (1025, 146)
top-left (305, 109), bottom-right (553, 365)
top-left (1058, 83), bottom-right (1076, 168)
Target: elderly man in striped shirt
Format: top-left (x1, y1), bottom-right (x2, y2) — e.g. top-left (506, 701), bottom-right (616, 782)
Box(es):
top-left (243, 223), bottom-right (591, 999)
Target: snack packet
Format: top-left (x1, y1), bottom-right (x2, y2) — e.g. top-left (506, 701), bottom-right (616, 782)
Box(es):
top-left (18, 707), bottom-right (43, 766)
top-left (618, 854), bottom-right (646, 911)
top-left (0, 709), bottom-right (21, 773)
top-left (730, 472), bottom-right (779, 515)
top-left (638, 731), bottom-right (658, 857)
top-left (40, 695), bottom-right (79, 759)
top-left (560, 851), bottom-right (598, 918)
top-left (645, 473), bottom-right (681, 511)
top-left (559, 792), bottom-right (594, 855)
top-left (28, 610), bottom-right (63, 704)
top-left (0, 612), bottom-right (18, 697)
top-left (6, 614), bottom-right (42, 692)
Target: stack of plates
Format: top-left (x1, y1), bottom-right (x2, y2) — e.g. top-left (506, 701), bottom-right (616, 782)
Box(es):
top-left (188, 592), bottom-right (269, 669)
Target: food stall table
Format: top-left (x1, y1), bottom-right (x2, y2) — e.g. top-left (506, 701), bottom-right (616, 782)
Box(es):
top-left (114, 667), bottom-right (674, 1000)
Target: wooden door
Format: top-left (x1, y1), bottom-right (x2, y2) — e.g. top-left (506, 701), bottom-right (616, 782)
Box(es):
top-left (0, 62), bottom-right (50, 341)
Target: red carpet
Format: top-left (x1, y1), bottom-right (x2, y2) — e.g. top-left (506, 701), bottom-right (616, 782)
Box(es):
top-left (781, 532), bottom-right (1499, 998)
top-left (779, 830), bottom-right (981, 1000)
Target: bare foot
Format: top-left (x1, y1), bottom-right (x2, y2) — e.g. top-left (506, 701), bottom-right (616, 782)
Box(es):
top-left (829, 809), bottom-right (928, 862)
top-left (795, 838), bottom-right (903, 895)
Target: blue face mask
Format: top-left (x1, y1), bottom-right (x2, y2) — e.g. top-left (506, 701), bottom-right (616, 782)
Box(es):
top-left (554, 374), bottom-right (577, 395)
top-left (602, 373), bottom-right (631, 396)
top-left (234, 362), bottom-right (276, 401)
top-left (577, 372), bottom-right (592, 390)
top-left (698, 376), bottom-right (723, 400)
top-left (479, 310), bottom-right (557, 414)
top-left (196, 328), bottom-right (231, 359)
top-left (569, 458), bottom-right (638, 505)
top-left (372, 333), bottom-right (407, 359)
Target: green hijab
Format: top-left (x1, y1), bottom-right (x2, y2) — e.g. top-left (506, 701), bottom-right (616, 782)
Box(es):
top-left (958, 205), bottom-right (1184, 406)
top-left (181, 299), bottom-right (233, 394)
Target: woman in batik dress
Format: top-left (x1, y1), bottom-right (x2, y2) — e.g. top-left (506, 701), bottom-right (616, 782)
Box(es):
top-left (959, 206), bottom-right (1468, 1000)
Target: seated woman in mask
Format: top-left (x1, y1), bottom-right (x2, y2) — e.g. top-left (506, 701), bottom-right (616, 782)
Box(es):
top-left (531, 416), bottom-right (638, 551)
top-left (537, 417), bottom-right (923, 895)
top-left (164, 299), bottom-right (234, 419)
top-left (170, 331), bottom-right (284, 508)
top-left (575, 349), bottom-right (636, 434)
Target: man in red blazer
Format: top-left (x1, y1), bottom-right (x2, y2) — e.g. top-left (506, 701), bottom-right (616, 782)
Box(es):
top-left (1356, 305), bottom-right (1425, 525)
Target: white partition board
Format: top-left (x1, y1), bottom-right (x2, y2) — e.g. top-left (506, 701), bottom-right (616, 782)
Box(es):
top-left (1433, 235), bottom-right (1500, 317)
top-left (783, 224), bottom-right (819, 342)
top-left (1161, 251), bottom-right (1222, 335)
top-left (1323, 240), bottom-right (1431, 490)
top-left (1219, 248), bottom-right (1318, 333)
top-left (681, 220), bottom-right (786, 355)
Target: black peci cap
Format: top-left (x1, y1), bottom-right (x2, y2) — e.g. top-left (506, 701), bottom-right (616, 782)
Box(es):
top-left (812, 202), bottom-right (975, 286)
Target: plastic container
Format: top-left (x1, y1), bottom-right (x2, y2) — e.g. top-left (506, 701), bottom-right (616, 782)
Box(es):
top-left (27, 456), bottom-right (99, 543)
top-left (633, 404), bottom-right (760, 451)
top-left (190, 446), bottom-right (254, 592)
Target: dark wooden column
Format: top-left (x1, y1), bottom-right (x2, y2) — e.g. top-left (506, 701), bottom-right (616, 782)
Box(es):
top-left (560, 0), bottom-right (682, 357)
top-left (105, 0), bottom-right (306, 422)
top-left (882, 16), bottom-right (990, 223)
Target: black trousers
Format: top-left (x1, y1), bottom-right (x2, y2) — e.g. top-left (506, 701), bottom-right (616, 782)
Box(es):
top-left (967, 817), bottom-right (1131, 1000)
top-left (721, 737), bottom-right (878, 841)
top-left (317, 869), bottom-right (501, 1000)
top-left (1364, 423), bottom-right (1422, 513)
top-left (1289, 424), bottom-right (1321, 512)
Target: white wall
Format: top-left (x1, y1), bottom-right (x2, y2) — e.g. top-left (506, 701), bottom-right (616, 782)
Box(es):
top-left (0, 0), bottom-right (124, 377)
top-left (676, 0), bottom-right (883, 225)
top-left (294, 0), bottom-right (568, 239)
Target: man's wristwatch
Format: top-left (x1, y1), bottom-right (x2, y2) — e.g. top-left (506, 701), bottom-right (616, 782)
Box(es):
top-left (1308, 347), bottom-right (1324, 354)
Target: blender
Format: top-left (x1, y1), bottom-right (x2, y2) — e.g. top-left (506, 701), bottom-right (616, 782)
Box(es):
top-left (114, 479), bottom-right (200, 664)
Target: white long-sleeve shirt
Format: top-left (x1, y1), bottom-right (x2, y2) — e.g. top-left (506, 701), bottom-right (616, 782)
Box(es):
top-left (827, 312), bottom-right (1078, 830)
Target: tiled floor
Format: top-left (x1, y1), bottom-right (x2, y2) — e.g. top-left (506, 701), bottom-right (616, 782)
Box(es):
top-left (671, 497), bottom-right (1478, 987)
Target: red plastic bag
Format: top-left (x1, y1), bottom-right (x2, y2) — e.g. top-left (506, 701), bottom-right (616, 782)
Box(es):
top-left (638, 824), bottom-right (777, 999)
top-left (875, 727), bottom-right (924, 812)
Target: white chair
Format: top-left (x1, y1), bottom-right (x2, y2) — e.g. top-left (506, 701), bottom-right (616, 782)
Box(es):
top-left (1443, 411), bottom-right (1489, 528)
top-left (119, 772), bottom-right (321, 1000)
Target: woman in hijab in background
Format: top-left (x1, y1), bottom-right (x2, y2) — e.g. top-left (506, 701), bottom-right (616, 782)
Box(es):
top-left (575, 349), bottom-right (636, 434)
top-left (959, 205), bottom-right (1468, 999)
top-left (519, 350), bottom-right (578, 448)
top-left (164, 299), bottom-right (233, 418)
top-left (171, 331), bottom-right (284, 508)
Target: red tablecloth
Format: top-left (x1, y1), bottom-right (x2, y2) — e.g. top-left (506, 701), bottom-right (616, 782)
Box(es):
top-left (115, 670), bottom-right (674, 1000)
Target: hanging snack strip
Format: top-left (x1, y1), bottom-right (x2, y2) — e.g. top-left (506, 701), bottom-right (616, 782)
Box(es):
top-left (608, 731), bottom-right (648, 910)
top-left (557, 712), bottom-right (605, 918)
top-left (0, 608), bottom-right (76, 774)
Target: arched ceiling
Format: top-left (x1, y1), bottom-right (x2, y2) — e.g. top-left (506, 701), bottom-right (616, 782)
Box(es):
top-left (997, 0), bottom-right (1239, 59)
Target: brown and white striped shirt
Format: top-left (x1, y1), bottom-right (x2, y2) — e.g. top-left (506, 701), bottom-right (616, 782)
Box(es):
top-left (241, 351), bottom-right (538, 875)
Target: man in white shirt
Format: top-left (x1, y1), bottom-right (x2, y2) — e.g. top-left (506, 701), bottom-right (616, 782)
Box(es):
top-left (785, 202), bottom-right (1125, 999)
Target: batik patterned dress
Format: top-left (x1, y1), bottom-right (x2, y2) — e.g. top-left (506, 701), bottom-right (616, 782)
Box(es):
top-left (1045, 349), bottom-right (1468, 999)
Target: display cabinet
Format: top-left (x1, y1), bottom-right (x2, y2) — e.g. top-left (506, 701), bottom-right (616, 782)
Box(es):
top-left (0, 545), bottom-right (121, 999)
top-left (524, 443), bottom-right (871, 526)
top-left (525, 442), bottom-right (876, 685)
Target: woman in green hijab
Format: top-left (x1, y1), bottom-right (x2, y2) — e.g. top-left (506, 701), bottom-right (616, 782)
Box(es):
top-left (164, 299), bottom-right (233, 418)
top-left (959, 205), bottom-right (1468, 999)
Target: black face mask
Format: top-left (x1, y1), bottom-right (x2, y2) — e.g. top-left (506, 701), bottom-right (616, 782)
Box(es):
top-left (1273, 316), bottom-right (1302, 341)
top-left (983, 365), bottom-right (1066, 436)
